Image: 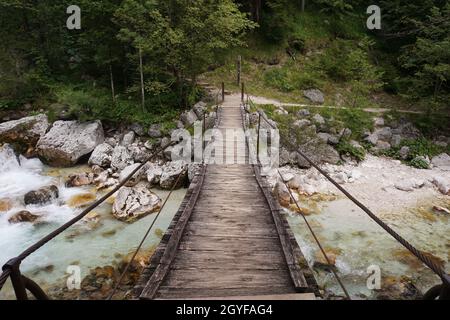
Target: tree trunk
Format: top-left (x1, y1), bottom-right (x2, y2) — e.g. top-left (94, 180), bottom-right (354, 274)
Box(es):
top-left (301, 0), bottom-right (306, 12)
top-left (109, 64), bottom-right (116, 105)
top-left (139, 48), bottom-right (145, 111)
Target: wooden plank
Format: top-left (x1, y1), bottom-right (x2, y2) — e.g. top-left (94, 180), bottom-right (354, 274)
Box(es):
top-left (162, 269), bottom-right (293, 289)
top-left (171, 250), bottom-right (288, 271)
top-left (159, 293), bottom-right (317, 300)
top-left (184, 222), bottom-right (279, 238)
top-left (154, 286), bottom-right (295, 299)
top-left (178, 235), bottom-right (285, 252)
top-left (139, 165), bottom-right (207, 300)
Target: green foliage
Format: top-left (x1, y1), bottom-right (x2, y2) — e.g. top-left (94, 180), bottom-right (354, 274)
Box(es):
top-left (314, 38), bottom-right (383, 107)
top-left (409, 157), bottom-right (430, 169)
top-left (53, 85), bottom-right (178, 127)
top-left (384, 137), bottom-right (448, 168)
top-left (398, 4), bottom-right (450, 104)
top-left (336, 140), bottom-right (366, 162)
top-left (264, 68), bottom-right (295, 92)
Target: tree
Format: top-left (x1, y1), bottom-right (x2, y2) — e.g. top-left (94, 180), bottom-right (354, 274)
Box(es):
top-left (114, 0), bottom-right (255, 107)
top-left (399, 4), bottom-right (450, 104)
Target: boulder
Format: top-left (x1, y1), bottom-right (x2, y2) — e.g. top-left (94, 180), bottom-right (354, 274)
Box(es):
top-left (0, 114), bottom-right (49, 156)
top-left (333, 172), bottom-right (348, 184)
top-left (274, 181), bottom-right (291, 207)
top-left (160, 161), bottom-right (188, 190)
top-left (146, 164), bottom-right (163, 186)
top-left (88, 143), bottom-right (114, 168)
top-left (128, 123), bottom-right (145, 136)
top-left (105, 137), bottom-right (117, 147)
top-left (148, 124), bottom-right (162, 138)
top-left (395, 181), bottom-right (416, 192)
top-left (37, 120), bottom-right (104, 167)
top-left (180, 110), bottom-right (198, 127)
top-left (293, 119), bottom-right (311, 129)
top-left (112, 184), bottom-right (161, 222)
top-left (374, 140), bottom-right (391, 151)
top-left (391, 134), bottom-right (402, 148)
top-left (297, 109), bottom-right (310, 118)
top-left (317, 133), bottom-right (331, 143)
top-left (0, 198), bottom-right (13, 212)
top-left (373, 117), bottom-right (385, 127)
top-left (303, 89), bottom-right (324, 104)
top-left (431, 153), bottom-right (450, 171)
top-left (24, 185), bottom-right (59, 205)
top-left (119, 163), bottom-right (146, 187)
top-left (128, 145), bottom-right (150, 163)
top-left (375, 277), bottom-right (422, 300)
top-left (364, 133), bottom-right (378, 146)
top-left (66, 173), bottom-right (95, 187)
top-left (121, 131), bottom-right (135, 146)
top-left (374, 127), bottom-right (393, 141)
top-left (432, 177), bottom-right (450, 195)
top-left (279, 148), bottom-right (297, 166)
top-left (296, 142), bottom-right (340, 168)
top-left (192, 101), bottom-right (207, 118)
top-left (339, 128), bottom-right (352, 139)
top-left (312, 113), bottom-right (325, 125)
top-left (399, 146), bottom-right (410, 160)
top-left (8, 211), bottom-right (39, 224)
top-left (287, 175), bottom-right (304, 190)
top-left (110, 145), bottom-right (134, 171)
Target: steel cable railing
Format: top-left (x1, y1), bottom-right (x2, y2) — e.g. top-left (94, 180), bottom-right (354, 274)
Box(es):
top-left (242, 85), bottom-right (449, 300)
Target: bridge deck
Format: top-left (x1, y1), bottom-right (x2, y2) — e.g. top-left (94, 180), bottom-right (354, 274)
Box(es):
top-left (135, 95), bottom-right (315, 300)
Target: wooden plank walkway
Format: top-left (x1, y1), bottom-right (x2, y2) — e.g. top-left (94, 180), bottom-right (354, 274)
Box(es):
top-left (134, 94), bottom-right (316, 300)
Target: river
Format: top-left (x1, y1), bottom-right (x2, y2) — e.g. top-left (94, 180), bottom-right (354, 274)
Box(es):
top-left (0, 151), bottom-right (186, 300)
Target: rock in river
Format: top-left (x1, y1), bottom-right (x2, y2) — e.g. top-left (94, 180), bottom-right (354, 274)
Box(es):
top-left (160, 161), bottom-right (188, 190)
top-left (24, 185), bottom-right (59, 205)
top-left (110, 145), bottom-right (134, 171)
top-left (0, 114), bottom-right (49, 156)
top-left (37, 120), bottom-right (104, 167)
top-left (8, 210), bottom-right (39, 224)
top-left (66, 172), bottom-right (95, 187)
top-left (112, 184), bottom-right (162, 222)
top-left (88, 143), bottom-right (114, 168)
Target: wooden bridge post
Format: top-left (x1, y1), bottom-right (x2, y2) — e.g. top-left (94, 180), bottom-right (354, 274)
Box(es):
top-left (257, 113), bottom-right (261, 163)
top-left (221, 82), bottom-right (225, 102)
top-left (237, 55), bottom-right (242, 86)
top-left (202, 113), bottom-right (206, 164)
top-left (241, 82), bottom-right (245, 102)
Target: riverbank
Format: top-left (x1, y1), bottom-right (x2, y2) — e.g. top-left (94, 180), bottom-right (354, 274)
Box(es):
top-left (269, 155), bottom-right (449, 299)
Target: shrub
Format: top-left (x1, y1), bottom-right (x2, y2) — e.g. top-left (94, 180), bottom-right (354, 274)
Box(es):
top-left (336, 140), bottom-right (366, 162)
top-left (263, 68), bottom-right (295, 92)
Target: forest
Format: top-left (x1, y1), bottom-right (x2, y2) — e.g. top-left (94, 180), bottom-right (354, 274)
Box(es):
top-left (0, 0), bottom-right (449, 126)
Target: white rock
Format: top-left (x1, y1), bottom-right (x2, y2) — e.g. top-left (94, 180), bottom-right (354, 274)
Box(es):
top-left (119, 163), bottom-right (145, 187)
top-left (431, 153), bottom-right (450, 171)
top-left (110, 145), bottom-right (134, 171)
top-left (432, 177), bottom-right (450, 195)
top-left (88, 143), bottom-right (114, 168)
top-left (333, 172), bottom-right (348, 184)
top-left (37, 120), bottom-right (104, 167)
top-left (112, 184), bottom-right (161, 222)
top-left (160, 160), bottom-right (188, 190)
top-left (121, 131), bottom-right (135, 146)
